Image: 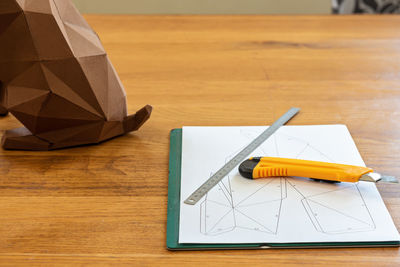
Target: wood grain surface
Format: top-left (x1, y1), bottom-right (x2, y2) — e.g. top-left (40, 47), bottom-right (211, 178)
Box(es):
top-left (1, 15), bottom-right (400, 266)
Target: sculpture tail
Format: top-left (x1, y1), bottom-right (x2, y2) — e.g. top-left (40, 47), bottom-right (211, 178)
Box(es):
top-left (123, 105), bottom-right (153, 133)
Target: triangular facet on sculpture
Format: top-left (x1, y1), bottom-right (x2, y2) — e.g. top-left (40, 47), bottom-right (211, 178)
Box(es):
top-left (52, 0), bottom-right (92, 30)
top-left (36, 94), bottom-right (102, 121)
top-left (9, 93), bottom-right (50, 132)
top-left (99, 121), bottom-right (124, 142)
top-left (0, 13), bottom-right (38, 62)
top-left (7, 86), bottom-right (49, 109)
top-left (0, 1), bottom-right (22, 14)
top-left (2, 127), bottom-right (50, 151)
top-left (42, 57), bottom-right (105, 117)
top-left (0, 60), bottom-right (35, 87)
top-left (107, 58), bottom-right (127, 121)
top-left (10, 111), bottom-right (38, 133)
top-left (41, 64), bottom-right (104, 118)
top-left (8, 63), bottom-right (50, 91)
top-left (49, 0), bottom-right (73, 51)
top-left (9, 93), bottom-right (49, 118)
top-left (14, 0), bottom-right (26, 9)
top-left (0, 12), bottom-right (20, 36)
top-left (23, 0), bottom-right (53, 14)
top-left (35, 116), bottom-right (103, 135)
top-left (38, 121), bottom-right (104, 144)
top-left (77, 54), bottom-right (109, 118)
top-left (24, 11), bottom-right (73, 59)
top-left (64, 22), bottom-right (105, 58)
top-left (49, 121), bottom-right (104, 145)
top-left (0, 0), bottom-right (152, 151)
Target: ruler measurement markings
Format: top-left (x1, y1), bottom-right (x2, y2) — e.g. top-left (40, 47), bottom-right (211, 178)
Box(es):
top-left (184, 108), bottom-right (300, 205)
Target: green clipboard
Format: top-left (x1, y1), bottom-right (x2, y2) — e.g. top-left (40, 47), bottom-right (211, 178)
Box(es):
top-left (167, 129), bottom-right (400, 250)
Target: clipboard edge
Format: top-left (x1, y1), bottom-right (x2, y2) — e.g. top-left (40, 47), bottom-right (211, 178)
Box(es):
top-left (166, 128), bottom-right (400, 250)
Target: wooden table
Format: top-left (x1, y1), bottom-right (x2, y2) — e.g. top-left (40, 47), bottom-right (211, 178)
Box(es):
top-left (1, 15), bottom-right (400, 265)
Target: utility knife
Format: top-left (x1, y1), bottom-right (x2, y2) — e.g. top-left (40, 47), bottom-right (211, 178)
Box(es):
top-left (238, 157), bottom-right (398, 183)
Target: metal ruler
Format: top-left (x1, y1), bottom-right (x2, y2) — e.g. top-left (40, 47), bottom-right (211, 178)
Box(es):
top-left (184, 107), bottom-right (300, 205)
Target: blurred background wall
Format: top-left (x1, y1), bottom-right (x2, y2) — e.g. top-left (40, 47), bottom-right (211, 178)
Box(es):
top-left (71, 0), bottom-right (331, 14)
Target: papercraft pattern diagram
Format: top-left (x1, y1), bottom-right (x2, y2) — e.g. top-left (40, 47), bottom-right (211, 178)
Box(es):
top-left (201, 176), bottom-right (287, 236)
top-left (0, 0), bottom-right (152, 150)
top-left (200, 130), bottom-right (375, 236)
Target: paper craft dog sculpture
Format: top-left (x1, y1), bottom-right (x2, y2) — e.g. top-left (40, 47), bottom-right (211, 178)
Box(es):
top-left (0, 0), bottom-right (152, 150)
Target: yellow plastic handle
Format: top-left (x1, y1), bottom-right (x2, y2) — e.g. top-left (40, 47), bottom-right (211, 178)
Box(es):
top-left (252, 157), bottom-right (373, 183)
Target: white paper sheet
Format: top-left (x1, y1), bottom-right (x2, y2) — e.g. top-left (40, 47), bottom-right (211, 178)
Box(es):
top-left (179, 125), bottom-right (400, 244)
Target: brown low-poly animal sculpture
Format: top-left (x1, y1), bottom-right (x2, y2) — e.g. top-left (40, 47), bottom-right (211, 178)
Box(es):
top-left (0, 0), bottom-right (152, 150)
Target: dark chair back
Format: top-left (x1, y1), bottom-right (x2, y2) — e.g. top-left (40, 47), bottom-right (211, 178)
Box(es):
top-left (333, 0), bottom-right (400, 13)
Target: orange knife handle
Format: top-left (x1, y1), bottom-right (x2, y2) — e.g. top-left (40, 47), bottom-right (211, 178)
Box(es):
top-left (252, 157), bottom-right (373, 183)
